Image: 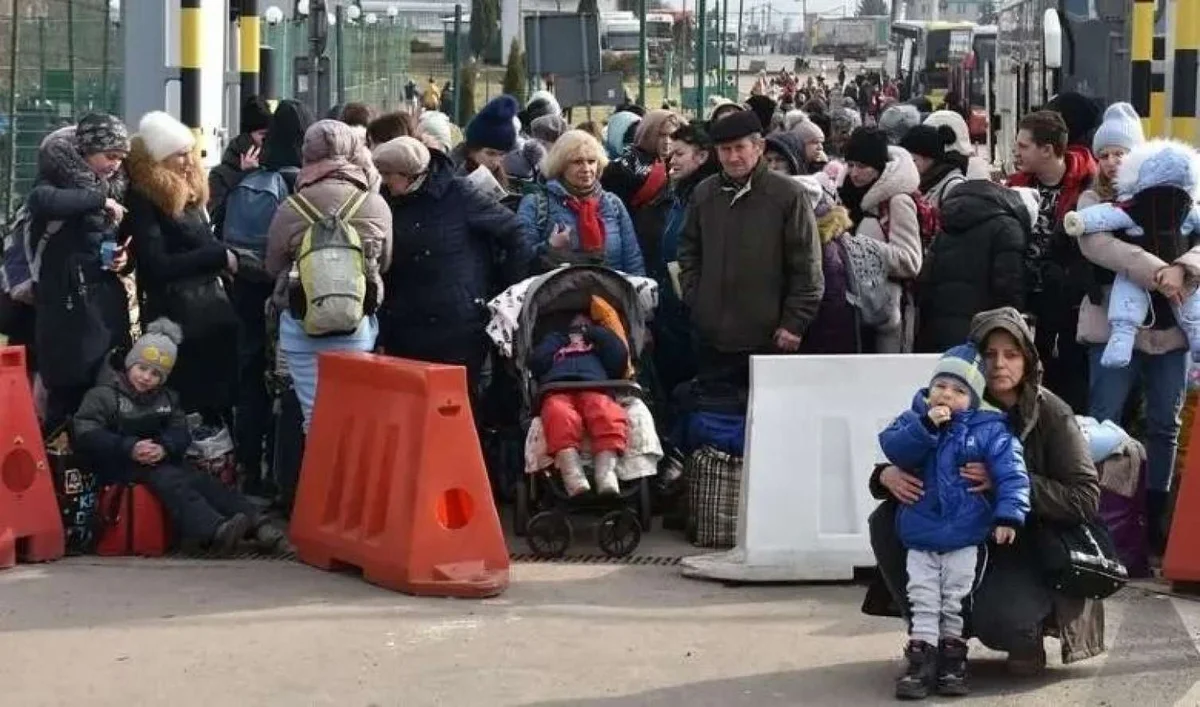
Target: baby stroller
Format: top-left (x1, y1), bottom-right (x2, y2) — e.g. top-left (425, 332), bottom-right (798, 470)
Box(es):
top-left (494, 265), bottom-right (659, 558)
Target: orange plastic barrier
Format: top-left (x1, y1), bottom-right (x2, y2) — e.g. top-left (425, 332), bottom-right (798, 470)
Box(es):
top-left (289, 352), bottom-right (509, 597)
top-left (1165, 406), bottom-right (1200, 581)
top-left (0, 346), bottom-right (65, 568)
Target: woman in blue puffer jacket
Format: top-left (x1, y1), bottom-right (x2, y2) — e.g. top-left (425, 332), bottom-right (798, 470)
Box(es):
top-left (517, 130), bottom-right (645, 275)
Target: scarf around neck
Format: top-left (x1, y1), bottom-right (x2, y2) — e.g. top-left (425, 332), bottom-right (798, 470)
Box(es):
top-left (563, 182), bottom-right (605, 252)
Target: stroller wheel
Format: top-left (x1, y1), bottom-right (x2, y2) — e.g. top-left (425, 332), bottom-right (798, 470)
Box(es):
top-left (526, 511), bottom-right (572, 558)
top-left (597, 510), bottom-right (642, 558)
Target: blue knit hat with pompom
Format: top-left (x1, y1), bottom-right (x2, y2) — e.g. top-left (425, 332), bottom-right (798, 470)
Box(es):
top-left (465, 95), bottom-right (519, 152)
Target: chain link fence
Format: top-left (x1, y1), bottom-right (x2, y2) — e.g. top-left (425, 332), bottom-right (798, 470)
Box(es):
top-left (0, 0), bottom-right (121, 221)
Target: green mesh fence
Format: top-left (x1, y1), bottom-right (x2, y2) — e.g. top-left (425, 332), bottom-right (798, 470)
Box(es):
top-left (260, 10), bottom-right (479, 115)
top-left (0, 0), bottom-right (122, 221)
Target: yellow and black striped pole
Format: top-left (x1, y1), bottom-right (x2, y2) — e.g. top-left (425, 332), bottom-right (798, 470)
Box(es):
top-left (239, 0), bottom-right (261, 101)
top-left (1151, 34), bottom-right (1167, 137)
top-left (180, 0), bottom-right (202, 149)
top-left (1171, 0), bottom-right (1199, 142)
top-left (1132, 0), bottom-right (1154, 136)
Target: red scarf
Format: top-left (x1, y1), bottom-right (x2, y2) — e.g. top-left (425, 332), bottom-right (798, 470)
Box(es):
top-left (565, 193), bottom-right (606, 252)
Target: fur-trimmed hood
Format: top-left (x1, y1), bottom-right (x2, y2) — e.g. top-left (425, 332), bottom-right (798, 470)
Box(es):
top-left (125, 136), bottom-right (208, 218)
top-left (862, 146), bottom-right (921, 211)
top-left (1116, 138), bottom-right (1200, 198)
top-left (36, 125), bottom-right (127, 200)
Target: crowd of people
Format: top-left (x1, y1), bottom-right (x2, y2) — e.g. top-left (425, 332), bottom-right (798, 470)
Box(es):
top-left (1, 71), bottom-right (1198, 697)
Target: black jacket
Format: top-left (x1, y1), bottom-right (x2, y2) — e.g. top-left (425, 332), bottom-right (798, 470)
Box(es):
top-left (208, 133), bottom-right (256, 238)
top-left (72, 366), bottom-right (191, 484)
top-left (379, 152), bottom-right (529, 351)
top-left (26, 128), bottom-right (131, 388)
top-left (915, 180), bottom-right (1028, 353)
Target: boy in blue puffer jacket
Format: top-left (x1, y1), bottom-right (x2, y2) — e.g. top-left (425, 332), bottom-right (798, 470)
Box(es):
top-left (878, 344), bottom-right (1031, 700)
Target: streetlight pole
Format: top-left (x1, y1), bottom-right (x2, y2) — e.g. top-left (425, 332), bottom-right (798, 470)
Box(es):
top-left (638, 0), bottom-right (648, 106)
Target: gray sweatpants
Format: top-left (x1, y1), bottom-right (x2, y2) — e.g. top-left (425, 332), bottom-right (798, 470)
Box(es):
top-left (906, 546), bottom-right (979, 645)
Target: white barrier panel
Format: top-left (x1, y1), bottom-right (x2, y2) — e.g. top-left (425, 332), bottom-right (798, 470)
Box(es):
top-left (680, 354), bottom-right (940, 582)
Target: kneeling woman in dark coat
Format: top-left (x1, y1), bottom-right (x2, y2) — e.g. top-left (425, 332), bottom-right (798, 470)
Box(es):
top-left (373, 136), bottom-right (531, 391)
top-left (125, 111), bottom-right (239, 421)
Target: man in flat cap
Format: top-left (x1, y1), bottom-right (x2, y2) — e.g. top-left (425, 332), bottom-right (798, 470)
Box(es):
top-left (678, 110), bottom-right (824, 384)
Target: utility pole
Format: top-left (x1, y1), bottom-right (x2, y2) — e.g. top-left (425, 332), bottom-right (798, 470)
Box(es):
top-left (638, 0), bottom-right (648, 105)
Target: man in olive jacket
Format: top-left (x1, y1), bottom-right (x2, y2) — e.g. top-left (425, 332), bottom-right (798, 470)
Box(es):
top-left (678, 109), bottom-right (824, 380)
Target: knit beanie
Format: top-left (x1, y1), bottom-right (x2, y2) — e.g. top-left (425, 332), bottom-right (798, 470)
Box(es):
top-left (240, 95), bottom-right (273, 135)
top-left (418, 110), bottom-right (455, 153)
top-left (75, 113), bottom-right (130, 156)
top-left (843, 127), bottom-right (890, 172)
top-left (745, 95), bottom-right (778, 137)
top-left (137, 111), bottom-right (196, 162)
top-left (465, 95), bottom-right (520, 152)
top-left (527, 90), bottom-right (562, 118)
top-left (530, 113), bottom-right (568, 144)
top-left (900, 124), bottom-right (954, 160)
top-left (1047, 91), bottom-right (1103, 147)
top-left (792, 118), bottom-right (825, 145)
top-left (126, 318), bottom-right (183, 379)
top-left (1092, 102), bottom-right (1145, 154)
top-left (923, 110), bottom-right (973, 157)
top-left (373, 136), bottom-right (431, 175)
top-left (879, 104), bottom-right (921, 145)
top-left (930, 343), bottom-right (987, 408)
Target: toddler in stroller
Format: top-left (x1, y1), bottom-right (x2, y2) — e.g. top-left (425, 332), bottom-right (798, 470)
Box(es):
top-left (530, 312), bottom-right (630, 497)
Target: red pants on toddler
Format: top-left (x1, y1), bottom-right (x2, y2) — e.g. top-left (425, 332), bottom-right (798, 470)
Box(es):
top-left (541, 391), bottom-right (629, 454)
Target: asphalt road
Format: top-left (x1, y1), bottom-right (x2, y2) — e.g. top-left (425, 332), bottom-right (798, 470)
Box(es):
top-left (2, 555), bottom-right (1199, 707)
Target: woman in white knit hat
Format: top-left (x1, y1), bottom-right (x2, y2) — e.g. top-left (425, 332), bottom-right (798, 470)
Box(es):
top-left (125, 110), bottom-right (240, 424)
top-left (923, 110), bottom-right (993, 180)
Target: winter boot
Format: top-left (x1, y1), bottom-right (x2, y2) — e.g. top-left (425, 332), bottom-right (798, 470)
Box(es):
top-left (254, 519), bottom-right (293, 554)
top-left (211, 513), bottom-right (253, 556)
top-left (895, 640), bottom-right (938, 700)
top-left (936, 637), bottom-right (970, 696)
top-left (1005, 644), bottom-right (1047, 677)
top-left (556, 449), bottom-right (590, 497)
top-left (594, 450), bottom-right (621, 496)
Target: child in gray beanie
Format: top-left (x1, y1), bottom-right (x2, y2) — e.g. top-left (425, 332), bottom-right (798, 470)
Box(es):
top-left (72, 318), bottom-right (289, 556)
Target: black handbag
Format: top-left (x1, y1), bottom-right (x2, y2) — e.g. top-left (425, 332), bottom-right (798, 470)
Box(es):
top-left (164, 274), bottom-right (236, 339)
top-left (1034, 517), bottom-right (1129, 600)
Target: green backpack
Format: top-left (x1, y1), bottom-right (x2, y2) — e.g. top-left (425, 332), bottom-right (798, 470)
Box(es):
top-left (286, 190), bottom-right (370, 336)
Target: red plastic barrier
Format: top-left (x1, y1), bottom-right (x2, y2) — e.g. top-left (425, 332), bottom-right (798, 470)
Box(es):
top-left (290, 352), bottom-right (509, 597)
top-left (0, 346), bottom-right (64, 568)
top-left (95, 484), bottom-right (170, 557)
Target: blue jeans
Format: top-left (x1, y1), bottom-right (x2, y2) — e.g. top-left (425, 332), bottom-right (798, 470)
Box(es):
top-left (1088, 345), bottom-right (1188, 492)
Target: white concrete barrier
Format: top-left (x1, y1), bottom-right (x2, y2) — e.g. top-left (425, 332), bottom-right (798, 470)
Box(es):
top-left (680, 354), bottom-right (940, 582)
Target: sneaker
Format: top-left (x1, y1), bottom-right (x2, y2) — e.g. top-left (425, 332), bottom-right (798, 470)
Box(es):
top-left (1006, 644), bottom-right (1047, 677)
top-left (895, 640), bottom-right (938, 700)
top-left (555, 449), bottom-right (590, 497)
top-left (593, 450), bottom-right (621, 496)
top-left (936, 637), bottom-right (970, 696)
top-left (211, 513), bottom-right (253, 556)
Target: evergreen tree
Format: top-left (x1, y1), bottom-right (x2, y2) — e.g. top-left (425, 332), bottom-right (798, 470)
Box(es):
top-left (856, 0), bottom-right (888, 16)
top-left (578, 0), bottom-right (600, 15)
top-left (457, 63), bottom-right (478, 126)
top-left (502, 38), bottom-right (527, 104)
top-left (469, 0), bottom-right (500, 61)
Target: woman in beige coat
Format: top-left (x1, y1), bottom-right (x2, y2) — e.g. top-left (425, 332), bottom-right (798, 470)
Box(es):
top-left (265, 119), bottom-right (393, 430)
top-left (839, 127), bottom-right (923, 353)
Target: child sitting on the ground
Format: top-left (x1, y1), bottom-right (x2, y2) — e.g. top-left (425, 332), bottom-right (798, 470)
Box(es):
top-left (878, 344), bottom-right (1031, 700)
top-left (72, 319), bottom-right (287, 555)
top-left (1063, 139), bottom-right (1200, 368)
top-left (530, 311), bottom-right (630, 497)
